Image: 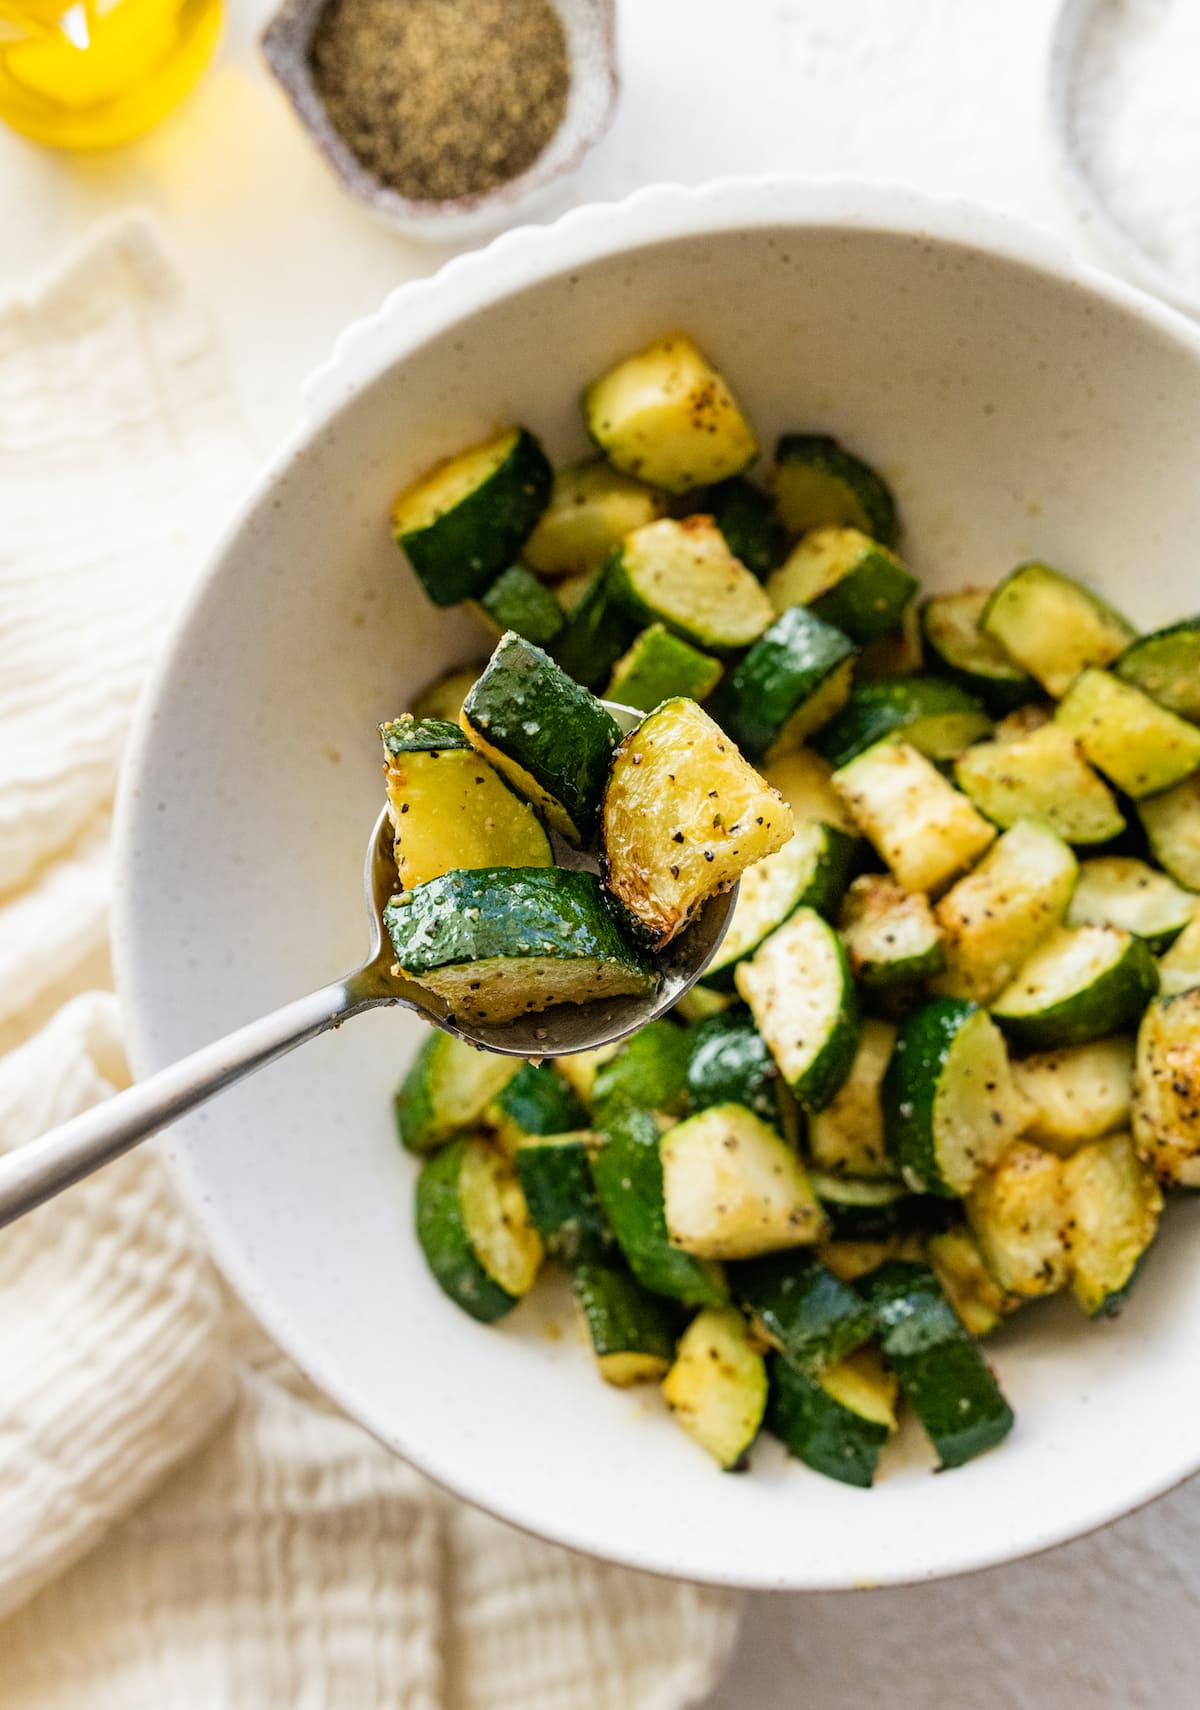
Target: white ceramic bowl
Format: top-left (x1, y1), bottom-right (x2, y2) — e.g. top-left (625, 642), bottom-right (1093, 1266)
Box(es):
top-left (114, 179), bottom-right (1200, 1591)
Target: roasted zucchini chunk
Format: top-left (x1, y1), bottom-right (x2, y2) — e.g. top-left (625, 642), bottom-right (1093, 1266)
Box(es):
top-left (416, 1134), bottom-right (543, 1321)
top-left (391, 426), bottom-right (551, 605)
top-left (590, 1020), bottom-right (692, 1121)
top-left (606, 516), bottom-right (774, 651)
top-left (735, 906), bottom-right (860, 1112)
top-left (394, 1031), bottom-right (521, 1154)
top-left (768, 1347), bottom-right (898, 1488)
top-left (475, 564), bottom-right (564, 649)
top-left (814, 676), bottom-right (991, 772)
top-left (1056, 669), bottom-right (1200, 799)
top-left (1010, 1036), bottom-right (1135, 1155)
top-left (1067, 856), bottom-right (1195, 953)
top-left (766, 526), bottom-right (917, 644)
top-left (762, 746), bottom-right (858, 835)
top-left (486, 1061), bottom-right (587, 1152)
top-left (926, 1225), bottom-right (1022, 1337)
top-left (833, 739), bottom-right (996, 897)
top-left (701, 820), bottom-right (854, 991)
top-left (685, 1006), bottom-right (791, 1134)
top-left (661, 1306), bottom-right (768, 1469)
top-left (660, 1103), bottom-right (825, 1260)
top-left (573, 1259), bottom-right (676, 1385)
top-left (735, 1251), bottom-right (875, 1375)
top-left (710, 604), bottom-right (857, 762)
top-left (551, 569), bottom-right (635, 691)
top-left (808, 1018), bottom-right (898, 1180)
top-left (708, 474), bottom-right (787, 578)
top-left (461, 631), bottom-right (622, 844)
top-left (954, 722), bottom-right (1125, 846)
top-left (384, 867), bottom-right (657, 1024)
top-left (990, 925), bottom-right (1160, 1052)
top-left (921, 587), bottom-right (1037, 712)
top-left (980, 562), bottom-right (1135, 697)
top-left (602, 696), bottom-right (793, 948)
top-left (1139, 771), bottom-right (1200, 892)
top-left (934, 819), bottom-right (1078, 1005)
top-left (772, 434), bottom-right (898, 547)
top-left (839, 873), bottom-right (945, 989)
top-left (1160, 915), bottom-right (1200, 996)
top-left (1114, 617), bottom-right (1200, 723)
top-left (584, 332), bottom-right (758, 494)
top-left (514, 1132), bottom-right (610, 1265)
top-left (965, 1141), bottom-right (1072, 1298)
top-left (605, 623), bottom-right (723, 713)
top-left (1063, 1132), bottom-right (1162, 1317)
top-left (1132, 990), bottom-right (1200, 1186)
top-left (522, 459), bottom-right (666, 578)
top-left (380, 715), bottom-right (552, 887)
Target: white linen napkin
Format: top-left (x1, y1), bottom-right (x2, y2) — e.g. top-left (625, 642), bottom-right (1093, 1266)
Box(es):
top-left (0, 215), bottom-right (738, 1708)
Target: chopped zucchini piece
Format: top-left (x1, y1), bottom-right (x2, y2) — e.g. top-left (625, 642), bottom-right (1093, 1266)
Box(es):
top-left (980, 562), bottom-right (1135, 697)
top-left (1068, 856), bottom-right (1195, 952)
top-left (605, 623), bottom-right (723, 713)
top-left (411, 663), bottom-right (485, 723)
top-left (884, 998), bottom-right (1029, 1198)
top-left (391, 427), bottom-right (551, 606)
top-left (602, 696), bottom-right (793, 948)
top-left (384, 868), bottom-right (657, 1024)
top-left (591, 1020), bottom-right (692, 1120)
top-left (607, 516), bottom-right (774, 651)
top-left (926, 1225), bottom-right (1022, 1337)
top-left (1057, 669), bottom-right (1200, 799)
top-left (768, 1347), bottom-right (897, 1488)
top-left (992, 702), bottom-right (1054, 743)
top-left (808, 1018), bottom-right (898, 1180)
top-left (711, 604), bottom-right (857, 761)
top-left (934, 820), bottom-right (1078, 1005)
top-left (737, 1251), bottom-right (874, 1374)
top-left (814, 677), bottom-right (991, 772)
top-left (1063, 1132), bottom-right (1162, 1317)
top-left (1139, 772), bottom-right (1200, 891)
top-left (394, 1030), bottom-right (521, 1154)
top-left (584, 333), bottom-right (758, 494)
top-left (991, 925), bottom-right (1159, 1051)
top-left (487, 1061), bottom-right (587, 1151)
top-left (855, 594), bottom-right (924, 681)
top-left (920, 587), bottom-right (1037, 712)
top-left (685, 1006), bottom-right (789, 1133)
top-left (1114, 618), bottom-right (1200, 723)
top-left (708, 475), bottom-right (787, 578)
top-left (773, 434), bottom-right (898, 547)
top-left (954, 722), bottom-right (1125, 846)
top-left (858, 1260), bottom-right (1014, 1469)
top-left (1160, 914), bottom-right (1200, 995)
top-left (767, 526), bottom-right (916, 644)
top-left (702, 820), bottom-right (854, 990)
top-left (476, 565), bottom-right (564, 648)
top-left (522, 460), bottom-right (666, 578)
top-left (1010, 1036), bottom-right (1135, 1155)
top-left (380, 715), bottom-right (552, 887)
top-left (554, 1043), bottom-right (619, 1103)
top-left (573, 1259), bottom-right (675, 1384)
top-left (809, 1173), bottom-right (929, 1241)
top-left (661, 1103), bottom-right (825, 1260)
top-left (833, 739), bottom-right (996, 897)
top-left (965, 1141), bottom-right (1071, 1298)
top-left (735, 907), bottom-right (861, 1112)
top-left (1132, 991), bottom-right (1200, 1186)
top-left (662, 1306), bottom-right (768, 1469)
top-left (461, 632), bottom-right (621, 844)
top-left (839, 874), bottom-right (945, 989)
top-left (762, 748), bottom-right (858, 835)
top-left (553, 568), bottom-right (597, 615)
top-left (590, 1106), bottom-right (728, 1306)
top-left (515, 1132), bottom-right (609, 1264)
top-left (552, 569), bottom-right (635, 691)
top-left (416, 1135), bottom-right (543, 1321)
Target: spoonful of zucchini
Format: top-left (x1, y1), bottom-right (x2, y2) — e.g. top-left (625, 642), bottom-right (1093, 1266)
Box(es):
top-left (0, 635), bottom-right (793, 1228)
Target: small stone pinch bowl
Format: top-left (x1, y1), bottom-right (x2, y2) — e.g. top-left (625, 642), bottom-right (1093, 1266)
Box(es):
top-left (261, 0), bottom-right (617, 243)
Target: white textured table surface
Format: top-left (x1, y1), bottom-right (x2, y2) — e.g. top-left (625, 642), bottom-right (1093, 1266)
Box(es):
top-left (5, 2), bottom-right (1200, 1704)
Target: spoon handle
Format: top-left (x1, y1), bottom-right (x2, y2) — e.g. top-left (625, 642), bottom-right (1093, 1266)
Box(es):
top-left (0, 976), bottom-right (382, 1230)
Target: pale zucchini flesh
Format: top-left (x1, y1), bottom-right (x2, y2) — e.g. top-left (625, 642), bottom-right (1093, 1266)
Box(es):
top-left (954, 723), bottom-right (1125, 846)
top-left (966, 1141), bottom-right (1072, 1298)
top-left (661, 1306), bottom-right (768, 1469)
top-left (833, 739), bottom-right (996, 897)
top-left (609, 516), bottom-right (774, 650)
top-left (980, 563), bottom-right (1135, 697)
top-left (934, 819), bottom-right (1078, 1005)
top-left (839, 874), bottom-right (945, 988)
top-left (762, 748), bottom-right (858, 835)
top-left (1067, 856), bottom-right (1195, 953)
top-left (1159, 914), bottom-right (1200, 996)
top-left (660, 1103), bottom-right (824, 1260)
top-left (703, 820), bottom-right (851, 987)
top-left (1063, 1132), bottom-right (1162, 1316)
top-left (807, 1018), bottom-right (899, 1180)
top-left (1132, 991), bottom-right (1200, 1186)
top-left (459, 1135), bottom-right (545, 1298)
top-left (522, 459), bottom-right (666, 578)
top-left (1138, 772), bottom-right (1200, 892)
top-left (926, 1225), bottom-right (1022, 1337)
top-left (735, 907), bottom-right (860, 1112)
top-left (991, 925), bottom-right (1160, 1051)
top-left (1056, 669), bottom-right (1200, 799)
top-left (1010, 1036), bottom-right (1135, 1155)
top-left (766, 526), bottom-right (916, 643)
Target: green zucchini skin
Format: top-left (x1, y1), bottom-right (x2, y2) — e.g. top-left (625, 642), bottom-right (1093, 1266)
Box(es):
top-left (572, 1259), bottom-right (676, 1370)
top-left (380, 716), bottom-right (471, 756)
top-left (812, 1173), bottom-right (952, 1243)
top-left (514, 1135), bottom-right (610, 1265)
top-left (479, 565), bottom-right (564, 648)
top-left (415, 1137), bottom-right (519, 1322)
top-left (462, 632), bottom-right (622, 842)
top-left (991, 928), bottom-right (1161, 1052)
top-left (591, 1020), bottom-right (692, 1121)
top-left (735, 1252), bottom-right (875, 1375)
top-left (858, 1260), bottom-right (1014, 1469)
top-left (814, 677), bottom-right (990, 771)
top-left (1114, 618), bottom-right (1200, 723)
top-left (589, 1107), bottom-right (729, 1307)
top-left (685, 1007), bottom-right (789, 1132)
top-left (920, 589), bottom-right (1038, 712)
top-left (605, 624), bottom-right (723, 713)
top-left (711, 604), bottom-right (857, 760)
top-left (553, 571), bottom-right (636, 691)
top-left (394, 428), bottom-right (552, 606)
top-left (393, 1030), bottom-right (518, 1154)
top-left (700, 821), bottom-right (856, 992)
top-left (767, 1355), bottom-right (890, 1488)
top-left (773, 434), bottom-right (899, 547)
top-left (708, 476), bottom-right (787, 578)
top-left (384, 866), bottom-right (655, 985)
top-left (492, 1062), bottom-right (587, 1138)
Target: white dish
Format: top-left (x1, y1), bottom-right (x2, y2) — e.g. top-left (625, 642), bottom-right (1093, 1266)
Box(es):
top-left (114, 178), bottom-right (1200, 1591)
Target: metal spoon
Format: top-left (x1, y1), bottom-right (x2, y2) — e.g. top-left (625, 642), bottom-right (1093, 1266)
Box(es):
top-left (0, 703), bottom-right (736, 1228)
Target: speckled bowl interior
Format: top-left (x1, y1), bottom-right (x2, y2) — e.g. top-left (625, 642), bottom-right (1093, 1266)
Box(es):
top-left (115, 180), bottom-right (1200, 1590)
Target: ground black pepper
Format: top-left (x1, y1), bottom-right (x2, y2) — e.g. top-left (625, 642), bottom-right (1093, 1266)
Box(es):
top-left (309, 0), bottom-right (570, 202)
